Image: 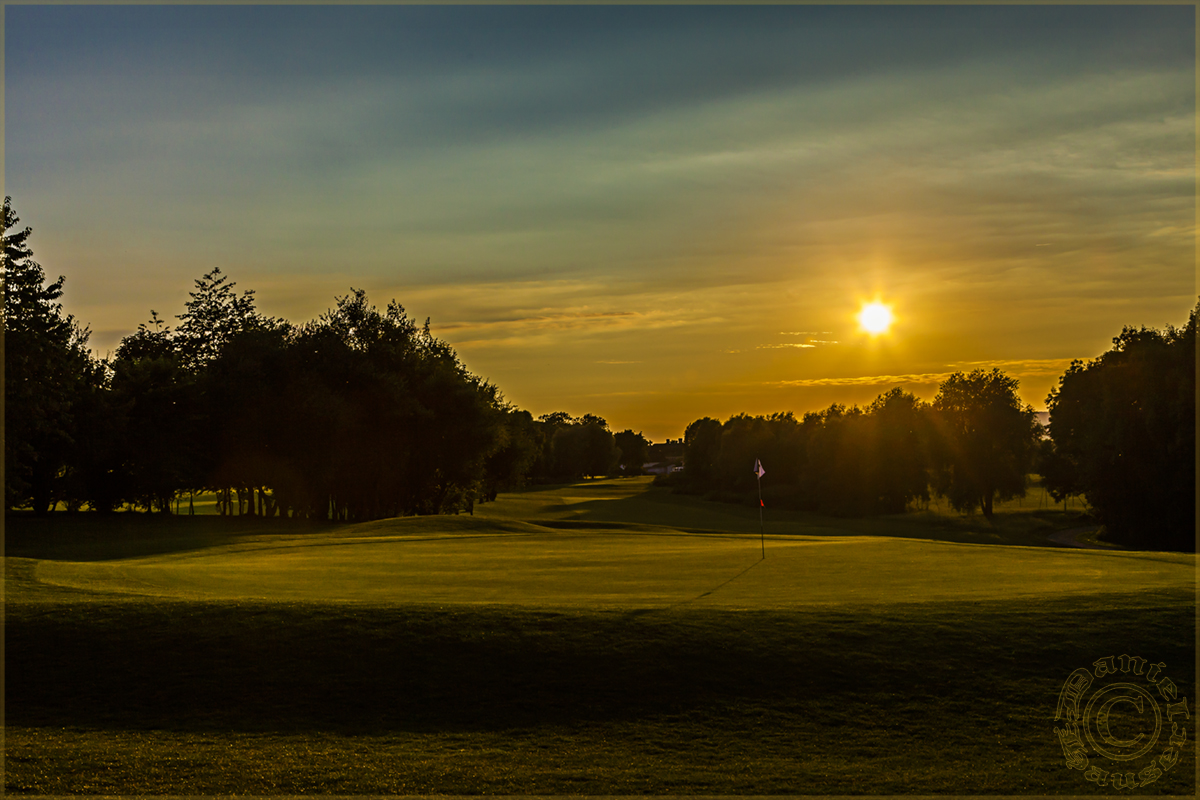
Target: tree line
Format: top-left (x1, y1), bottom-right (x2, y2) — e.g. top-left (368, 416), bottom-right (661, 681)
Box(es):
top-left (676, 373), bottom-right (1038, 518)
top-left (4, 197), bottom-right (1195, 548)
top-left (3, 198), bottom-right (648, 521)
top-left (674, 305), bottom-right (1196, 551)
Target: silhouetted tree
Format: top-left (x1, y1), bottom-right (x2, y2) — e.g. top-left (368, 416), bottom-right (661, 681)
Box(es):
top-left (62, 358), bottom-right (128, 513)
top-left (1046, 304), bottom-right (1197, 550)
top-left (681, 417), bottom-right (722, 492)
top-left (111, 319), bottom-right (199, 513)
top-left (930, 369), bottom-right (1038, 517)
top-left (614, 429), bottom-right (650, 475)
top-left (175, 267), bottom-right (265, 372)
top-left (866, 388), bottom-right (932, 513)
top-left (3, 197), bottom-right (92, 513)
top-left (714, 413), bottom-right (805, 497)
top-left (550, 417), bottom-right (619, 479)
top-left (802, 404), bottom-right (873, 515)
top-left (482, 408), bottom-right (541, 500)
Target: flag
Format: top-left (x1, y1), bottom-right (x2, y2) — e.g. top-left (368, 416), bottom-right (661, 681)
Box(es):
top-left (754, 459), bottom-right (765, 479)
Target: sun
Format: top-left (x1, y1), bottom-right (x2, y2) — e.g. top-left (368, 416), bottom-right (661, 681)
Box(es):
top-left (858, 301), bottom-right (894, 335)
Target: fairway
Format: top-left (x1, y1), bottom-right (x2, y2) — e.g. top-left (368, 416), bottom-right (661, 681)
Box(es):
top-left (6, 478), bottom-right (1195, 795)
top-left (28, 521), bottom-right (1194, 608)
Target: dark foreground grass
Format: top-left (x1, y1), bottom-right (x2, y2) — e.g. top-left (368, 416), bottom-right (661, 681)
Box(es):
top-left (6, 588), bottom-right (1194, 794)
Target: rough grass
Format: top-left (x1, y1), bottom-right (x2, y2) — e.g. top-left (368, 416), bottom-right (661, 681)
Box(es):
top-left (4, 478), bottom-right (1196, 794)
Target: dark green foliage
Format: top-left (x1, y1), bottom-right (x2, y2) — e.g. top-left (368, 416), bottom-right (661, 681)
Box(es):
top-left (681, 390), bottom-right (933, 516)
top-left (551, 419), bottom-right (620, 479)
top-left (60, 359), bottom-right (126, 513)
top-left (801, 392), bottom-right (933, 516)
top-left (680, 417), bottom-right (722, 492)
top-left (613, 429), bottom-right (649, 475)
top-left (929, 369), bottom-right (1038, 517)
top-left (224, 289), bottom-right (509, 521)
top-left (481, 408), bottom-right (541, 501)
top-left (110, 347), bottom-right (198, 513)
top-left (175, 267), bottom-right (265, 372)
top-left (865, 387), bottom-right (933, 512)
top-left (1046, 303), bottom-right (1197, 551)
top-left (531, 412), bottom-right (621, 481)
top-left (2, 197), bottom-right (92, 513)
top-left (13, 244), bottom-right (517, 520)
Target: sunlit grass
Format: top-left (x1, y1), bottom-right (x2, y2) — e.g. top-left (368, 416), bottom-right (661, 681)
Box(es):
top-left (5, 477), bottom-right (1195, 794)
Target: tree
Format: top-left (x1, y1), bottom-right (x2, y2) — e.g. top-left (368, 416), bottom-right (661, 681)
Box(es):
top-left (549, 417), bottom-right (619, 479)
top-left (929, 369), bottom-right (1038, 517)
top-left (1046, 304), bottom-right (1196, 550)
top-left (613, 429), bottom-right (649, 475)
top-left (801, 404), bottom-right (872, 515)
top-left (482, 408), bottom-right (541, 500)
top-left (175, 267), bottom-right (265, 372)
top-left (3, 197), bottom-right (92, 513)
top-left (681, 417), bottom-right (723, 492)
top-left (866, 388), bottom-right (932, 513)
top-left (110, 335), bottom-right (197, 513)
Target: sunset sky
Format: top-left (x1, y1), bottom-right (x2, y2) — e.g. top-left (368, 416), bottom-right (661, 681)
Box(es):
top-left (6, 4), bottom-right (1195, 441)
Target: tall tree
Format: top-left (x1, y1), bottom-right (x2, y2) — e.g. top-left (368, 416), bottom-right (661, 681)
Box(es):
top-left (175, 267), bottom-right (264, 372)
top-left (681, 416), bottom-right (723, 492)
top-left (482, 408), bottom-right (541, 501)
top-left (3, 197), bottom-right (92, 513)
top-left (1046, 304), bottom-right (1196, 550)
top-left (866, 388), bottom-right (932, 513)
top-left (930, 369), bottom-right (1038, 517)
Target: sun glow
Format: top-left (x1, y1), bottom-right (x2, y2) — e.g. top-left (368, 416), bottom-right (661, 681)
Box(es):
top-left (858, 301), bottom-right (894, 335)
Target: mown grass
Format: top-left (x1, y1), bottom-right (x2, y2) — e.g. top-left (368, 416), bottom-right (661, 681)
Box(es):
top-left (7, 591), bottom-right (1195, 794)
top-left (4, 478), bottom-right (1195, 794)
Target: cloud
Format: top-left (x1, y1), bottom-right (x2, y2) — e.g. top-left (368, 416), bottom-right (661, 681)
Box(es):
top-left (757, 343), bottom-right (816, 349)
top-left (946, 358), bottom-right (1079, 375)
top-left (437, 310), bottom-right (637, 333)
top-left (769, 358), bottom-right (1080, 388)
top-left (769, 373), bottom-right (955, 388)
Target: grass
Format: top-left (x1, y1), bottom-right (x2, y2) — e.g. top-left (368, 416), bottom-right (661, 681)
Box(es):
top-left (5, 478), bottom-right (1196, 794)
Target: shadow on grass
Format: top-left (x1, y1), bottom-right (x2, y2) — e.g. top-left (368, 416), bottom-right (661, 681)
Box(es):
top-left (4, 512), bottom-right (348, 562)
top-left (7, 590), bottom-right (1193, 738)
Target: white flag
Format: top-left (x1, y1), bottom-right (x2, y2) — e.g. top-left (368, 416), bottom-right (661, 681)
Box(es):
top-left (754, 459), bottom-right (765, 479)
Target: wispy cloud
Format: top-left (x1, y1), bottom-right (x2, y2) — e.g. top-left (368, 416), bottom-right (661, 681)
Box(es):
top-left (769, 373), bottom-right (955, 388)
top-left (437, 311), bottom-right (637, 333)
top-left (946, 358), bottom-right (1079, 375)
top-left (769, 358), bottom-right (1080, 388)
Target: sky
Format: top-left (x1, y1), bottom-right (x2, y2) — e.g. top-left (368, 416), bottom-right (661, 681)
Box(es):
top-left (5, 4), bottom-right (1195, 442)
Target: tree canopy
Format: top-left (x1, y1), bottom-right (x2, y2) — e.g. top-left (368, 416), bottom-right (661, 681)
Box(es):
top-left (929, 369), bottom-right (1039, 517)
top-left (3, 196), bottom-right (92, 512)
top-left (1044, 303), bottom-right (1196, 550)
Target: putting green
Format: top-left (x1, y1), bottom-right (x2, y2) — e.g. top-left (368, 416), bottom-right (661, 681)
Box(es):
top-left (30, 521), bottom-right (1194, 608)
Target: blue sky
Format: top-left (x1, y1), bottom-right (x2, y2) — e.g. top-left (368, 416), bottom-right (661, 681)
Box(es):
top-left (6, 4), bottom-right (1195, 439)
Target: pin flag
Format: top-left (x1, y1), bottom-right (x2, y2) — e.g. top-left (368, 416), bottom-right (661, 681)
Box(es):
top-left (754, 459), bottom-right (765, 557)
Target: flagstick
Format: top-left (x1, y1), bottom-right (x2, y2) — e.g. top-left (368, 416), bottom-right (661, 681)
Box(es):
top-left (757, 473), bottom-right (764, 559)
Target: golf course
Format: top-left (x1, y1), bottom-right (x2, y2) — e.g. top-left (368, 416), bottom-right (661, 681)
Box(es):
top-left (5, 477), bottom-right (1195, 794)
